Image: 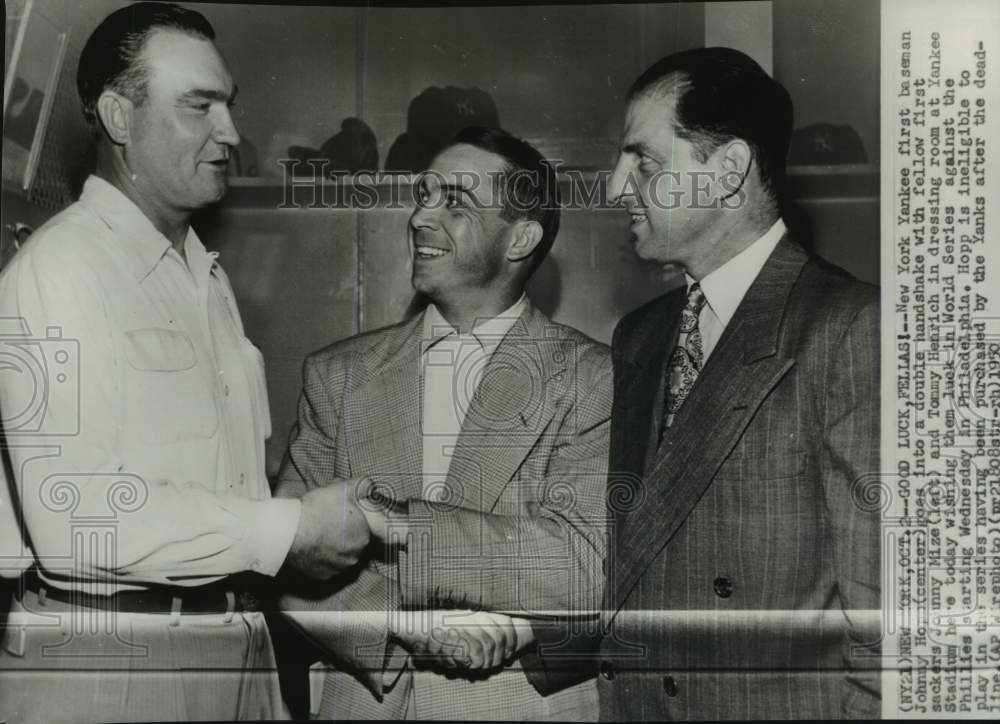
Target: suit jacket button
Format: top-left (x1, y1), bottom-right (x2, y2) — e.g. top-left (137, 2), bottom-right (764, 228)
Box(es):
top-left (600, 660), bottom-right (615, 681)
top-left (713, 576), bottom-right (734, 598)
top-left (662, 675), bottom-right (678, 697)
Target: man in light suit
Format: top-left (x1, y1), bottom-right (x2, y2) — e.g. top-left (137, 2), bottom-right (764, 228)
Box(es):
top-left (534, 47), bottom-right (881, 719)
top-left (276, 126), bottom-right (612, 720)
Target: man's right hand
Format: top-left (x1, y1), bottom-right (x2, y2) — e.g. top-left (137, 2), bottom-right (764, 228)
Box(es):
top-left (391, 610), bottom-right (531, 672)
top-left (285, 478), bottom-right (371, 579)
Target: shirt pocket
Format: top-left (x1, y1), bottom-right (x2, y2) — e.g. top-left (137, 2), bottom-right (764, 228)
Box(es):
top-left (123, 328), bottom-right (218, 443)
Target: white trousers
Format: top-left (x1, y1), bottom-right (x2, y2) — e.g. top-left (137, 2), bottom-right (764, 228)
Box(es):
top-left (0, 591), bottom-right (289, 723)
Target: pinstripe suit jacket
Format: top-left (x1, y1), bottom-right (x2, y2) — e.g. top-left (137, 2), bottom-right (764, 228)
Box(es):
top-left (530, 237), bottom-right (881, 719)
top-left (277, 301), bottom-right (612, 720)
top-left (596, 237), bottom-right (882, 720)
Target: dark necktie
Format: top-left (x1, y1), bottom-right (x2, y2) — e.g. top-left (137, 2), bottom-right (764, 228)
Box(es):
top-left (662, 282), bottom-right (707, 433)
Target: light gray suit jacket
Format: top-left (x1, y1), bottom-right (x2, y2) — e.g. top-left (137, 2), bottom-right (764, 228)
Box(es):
top-left (277, 301), bottom-right (612, 720)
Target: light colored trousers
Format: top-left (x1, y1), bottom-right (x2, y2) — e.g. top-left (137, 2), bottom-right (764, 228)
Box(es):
top-left (0, 591), bottom-right (288, 723)
top-left (313, 662), bottom-right (599, 721)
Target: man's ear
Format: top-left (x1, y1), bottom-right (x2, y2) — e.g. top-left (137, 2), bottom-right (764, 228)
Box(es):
top-left (717, 138), bottom-right (752, 198)
top-left (505, 220), bottom-right (543, 263)
top-left (96, 90), bottom-right (133, 146)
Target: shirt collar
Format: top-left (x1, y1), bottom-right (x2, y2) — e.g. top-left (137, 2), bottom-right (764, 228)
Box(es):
top-left (422, 293), bottom-right (527, 354)
top-left (686, 218), bottom-right (786, 328)
top-left (79, 175), bottom-right (214, 282)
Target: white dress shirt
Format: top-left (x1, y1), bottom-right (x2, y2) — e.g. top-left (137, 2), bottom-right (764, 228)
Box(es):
top-left (420, 295), bottom-right (527, 501)
top-left (0, 176), bottom-right (300, 592)
top-left (688, 218), bottom-right (787, 361)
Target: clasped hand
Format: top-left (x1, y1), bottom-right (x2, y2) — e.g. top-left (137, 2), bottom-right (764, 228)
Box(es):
top-left (286, 478), bottom-right (372, 579)
top-left (284, 478), bottom-right (533, 673)
top-left (391, 609), bottom-right (534, 673)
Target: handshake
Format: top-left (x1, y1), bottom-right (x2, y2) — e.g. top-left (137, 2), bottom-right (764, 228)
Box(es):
top-left (285, 476), bottom-right (444, 578)
top-left (283, 477), bottom-right (379, 580)
top-left (389, 609), bottom-right (534, 673)
top-left (280, 478), bottom-right (534, 673)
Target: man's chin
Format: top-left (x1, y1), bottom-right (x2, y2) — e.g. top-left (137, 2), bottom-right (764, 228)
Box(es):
top-left (190, 183), bottom-right (228, 209)
top-left (631, 233), bottom-right (681, 275)
top-left (410, 271), bottom-right (435, 297)
top-left (209, 178), bottom-right (229, 199)
top-left (630, 232), bottom-right (659, 262)
top-left (196, 171), bottom-right (229, 199)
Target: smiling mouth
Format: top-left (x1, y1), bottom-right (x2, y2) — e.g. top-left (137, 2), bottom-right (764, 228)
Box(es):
top-left (629, 211), bottom-right (648, 224)
top-left (414, 245), bottom-right (450, 259)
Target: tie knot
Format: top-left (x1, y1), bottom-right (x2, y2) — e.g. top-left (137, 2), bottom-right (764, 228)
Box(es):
top-left (685, 282), bottom-right (706, 313)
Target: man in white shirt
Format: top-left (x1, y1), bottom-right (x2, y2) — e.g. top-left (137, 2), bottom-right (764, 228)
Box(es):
top-left (0, 4), bottom-right (369, 722)
top-left (529, 47), bottom-right (882, 720)
top-left (276, 126), bottom-right (613, 720)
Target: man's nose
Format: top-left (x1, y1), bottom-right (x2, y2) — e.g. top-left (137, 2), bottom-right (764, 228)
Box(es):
top-left (409, 203), bottom-right (439, 232)
top-left (213, 106), bottom-right (241, 147)
top-left (607, 156), bottom-right (631, 206)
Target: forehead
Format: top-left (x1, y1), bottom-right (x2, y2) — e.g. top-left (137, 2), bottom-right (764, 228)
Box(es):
top-left (140, 29), bottom-right (233, 95)
top-left (429, 144), bottom-right (506, 183)
top-left (424, 143), bottom-right (507, 206)
top-left (623, 91), bottom-right (680, 150)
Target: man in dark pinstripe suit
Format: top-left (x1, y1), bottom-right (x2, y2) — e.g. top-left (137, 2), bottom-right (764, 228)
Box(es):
top-left (532, 47), bottom-right (882, 720)
top-left (601, 46), bottom-right (882, 721)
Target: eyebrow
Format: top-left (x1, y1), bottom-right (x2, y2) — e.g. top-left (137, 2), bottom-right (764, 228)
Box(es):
top-left (417, 179), bottom-right (475, 198)
top-left (444, 183), bottom-right (488, 209)
top-left (621, 141), bottom-right (657, 158)
top-left (440, 183), bottom-right (475, 197)
top-left (417, 179), bottom-right (484, 211)
top-left (179, 84), bottom-right (239, 103)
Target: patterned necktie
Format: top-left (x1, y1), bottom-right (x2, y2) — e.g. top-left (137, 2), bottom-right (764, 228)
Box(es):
top-left (662, 282), bottom-right (707, 433)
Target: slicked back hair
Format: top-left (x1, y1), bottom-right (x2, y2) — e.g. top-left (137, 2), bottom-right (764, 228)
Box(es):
top-left (629, 47), bottom-right (793, 204)
top-left (78, 2), bottom-right (215, 134)
top-left (448, 126), bottom-right (561, 277)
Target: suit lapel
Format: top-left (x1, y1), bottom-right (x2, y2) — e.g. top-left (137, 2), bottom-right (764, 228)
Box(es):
top-left (444, 303), bottom-right (561, 512)
top-left (610, 238), bottom-right (808, 613)
top-left (345, 315), bottom-right (425, 500)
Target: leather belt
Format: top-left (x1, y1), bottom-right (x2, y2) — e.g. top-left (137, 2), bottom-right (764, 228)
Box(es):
top-left (19, 568), bottom-right (263, 615)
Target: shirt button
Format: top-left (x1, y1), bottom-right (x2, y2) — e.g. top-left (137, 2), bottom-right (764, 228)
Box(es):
top-left (239, 473), bottom-right (245, 485)
top-left (662, 675), bottom-right (678, 697)
top-left (599, 660), bottom-right (615, 681)
top-left (224, 385), bottom-right (230, 396)
top-left (713, 576), bottom-right (734, 598)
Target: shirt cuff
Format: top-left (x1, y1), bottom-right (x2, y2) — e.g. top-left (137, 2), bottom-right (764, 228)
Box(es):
top-left (247, 497), bottom-right (302, 576)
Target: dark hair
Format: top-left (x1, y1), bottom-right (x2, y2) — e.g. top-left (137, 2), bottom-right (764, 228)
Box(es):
top-left (629, 47), bottom-right (793, 202)
top-left (77, 2), bottom-right (215, 131)
top-left (448, 126), bottom-right (560, 276)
